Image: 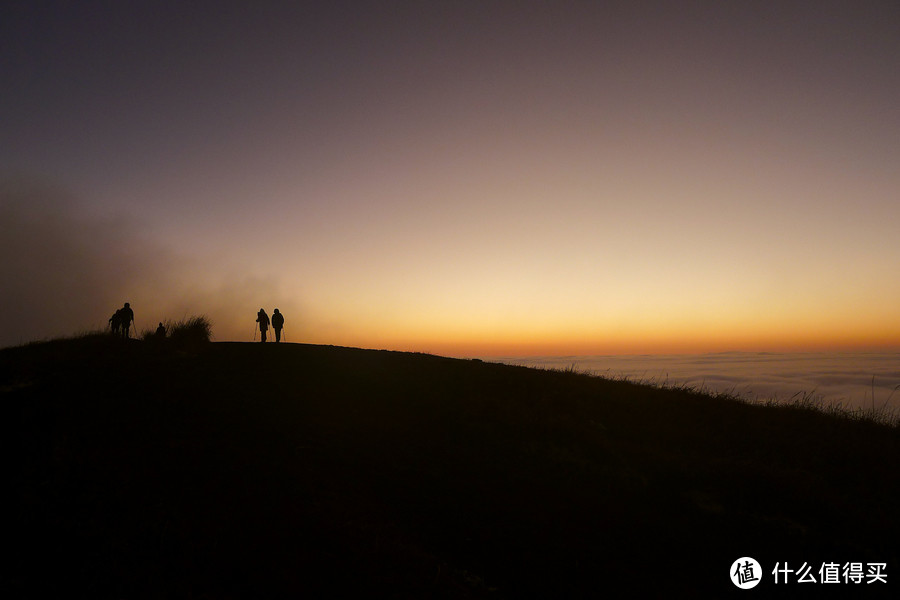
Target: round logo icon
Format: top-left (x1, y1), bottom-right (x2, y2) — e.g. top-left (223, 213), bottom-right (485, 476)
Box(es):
top-left (731, 557), bottom-right (762, 589)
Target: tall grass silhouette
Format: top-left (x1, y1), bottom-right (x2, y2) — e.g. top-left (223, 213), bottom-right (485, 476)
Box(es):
top-left (142, 315), bottom-right (213, 349)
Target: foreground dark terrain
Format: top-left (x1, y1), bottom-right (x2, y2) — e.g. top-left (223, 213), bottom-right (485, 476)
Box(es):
top-left (6, 337), bottom-right (898, 597)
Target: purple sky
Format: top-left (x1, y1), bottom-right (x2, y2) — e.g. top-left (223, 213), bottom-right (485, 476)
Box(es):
top-left (2, 1), bottom-right (899, 353)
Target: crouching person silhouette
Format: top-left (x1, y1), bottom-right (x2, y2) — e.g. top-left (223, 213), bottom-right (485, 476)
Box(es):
top-left (256, 308), bottom-right (270, 343)
top-left (109, 310), bottom-right (122, 336)
top-left (272, 308), bottom-right (285, 342)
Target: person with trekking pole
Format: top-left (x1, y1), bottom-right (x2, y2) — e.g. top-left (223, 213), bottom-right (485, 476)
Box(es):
top-left (256, 308), bottom-right (270, 343)
top-left (119, 302), bottom-right (135, 340)
top-left (271, 308), bottom-right (285, 343)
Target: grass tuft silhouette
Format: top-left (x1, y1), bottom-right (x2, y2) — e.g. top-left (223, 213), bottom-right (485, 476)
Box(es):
top-left (141, 314), bottom-right (213, 350)
top-left (168, 314), bottom-right (213, 346)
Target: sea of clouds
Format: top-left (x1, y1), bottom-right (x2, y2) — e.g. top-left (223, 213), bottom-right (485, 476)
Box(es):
top-left (490, 353), bottom-right (900, 414)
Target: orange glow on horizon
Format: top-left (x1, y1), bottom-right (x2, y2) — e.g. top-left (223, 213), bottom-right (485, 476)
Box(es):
top-left (205, 306), bottom-right (900, 358)
top-left (3, 4), bottom-right (898, 353)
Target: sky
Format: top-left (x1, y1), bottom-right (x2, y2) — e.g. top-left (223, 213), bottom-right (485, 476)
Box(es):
top-left (2, 0), bottom-right (899, 355)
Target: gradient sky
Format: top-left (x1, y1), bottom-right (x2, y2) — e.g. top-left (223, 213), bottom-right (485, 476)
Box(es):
top-left (2, 1), bottom-right (899, 354)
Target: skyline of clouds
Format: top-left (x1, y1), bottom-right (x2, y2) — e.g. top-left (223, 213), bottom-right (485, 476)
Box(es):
top-left (499, 353), bottom-right (900, 413)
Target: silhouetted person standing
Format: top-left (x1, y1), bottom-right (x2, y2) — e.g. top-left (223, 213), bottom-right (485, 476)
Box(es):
top-left (119, 303), bottom-right (134, 339)
top-left (271, 308), bottom-right (285, 342)
top-left (256, 308), bottom-right (270, 343)
top-left (156, 322), bottom-right (166, 338)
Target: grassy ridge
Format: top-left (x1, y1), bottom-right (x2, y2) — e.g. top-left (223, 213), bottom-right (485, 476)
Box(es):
top-left (6, 337), bottom-right (898, 597)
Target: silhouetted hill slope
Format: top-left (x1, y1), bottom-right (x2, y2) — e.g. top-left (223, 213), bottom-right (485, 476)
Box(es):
top-left (6, 338), bottom-right (898, 597)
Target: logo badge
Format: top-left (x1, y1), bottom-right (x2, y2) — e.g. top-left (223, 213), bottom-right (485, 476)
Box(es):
top-left (731, 557), bottom-right (762, 589)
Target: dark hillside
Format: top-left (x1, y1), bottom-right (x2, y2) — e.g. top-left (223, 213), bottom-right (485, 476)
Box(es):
top-left (6, 338), bottom-right (898, 597)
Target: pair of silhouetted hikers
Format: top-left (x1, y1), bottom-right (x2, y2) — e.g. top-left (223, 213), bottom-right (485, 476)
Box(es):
top-left (108, 302), bottom-right (135, 339)
top-left (255, 308), bottom-right (285, 342)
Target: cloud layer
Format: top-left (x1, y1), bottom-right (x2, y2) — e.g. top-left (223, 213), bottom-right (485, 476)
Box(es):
top-left (497, 353), bottom-right (900, 414)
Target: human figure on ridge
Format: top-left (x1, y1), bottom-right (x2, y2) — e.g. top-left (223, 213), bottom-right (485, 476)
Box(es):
top-left (156, 322), bottom-right (166, 338)
top-left (256, 308), bottom-right (270, 343)
top-left (271, 308), bottom-right (284, 343)
top-left (109, 310), bottom-right (122, 336)
top-left (118, 302), bottom-right (135, 339)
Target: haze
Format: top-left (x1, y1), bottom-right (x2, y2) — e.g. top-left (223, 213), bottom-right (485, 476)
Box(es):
top-left (3, 1), bottom-right (898, 354)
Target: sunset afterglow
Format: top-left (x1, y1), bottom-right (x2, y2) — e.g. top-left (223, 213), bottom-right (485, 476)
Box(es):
top-left (2, 2), bottom-right (898, 354)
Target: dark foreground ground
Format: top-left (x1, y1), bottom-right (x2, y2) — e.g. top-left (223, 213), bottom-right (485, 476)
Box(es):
top-left (6, 337), bottom-right (898, 597)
